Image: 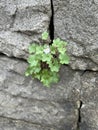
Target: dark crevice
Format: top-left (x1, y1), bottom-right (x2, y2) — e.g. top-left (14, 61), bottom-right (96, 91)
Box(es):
top-left (13, 30), bottom-right (35, 36)
top-left (0, 52), bottom-right (27, 62)
top-left (0, 116), bottom-right (54, 129)
top-left (77, 100), bottom-right (83, 130)
top-left (80, 69), bottom-right (98, 76)
top-left (80, 70), bottom-right (87, 76)
top-left (49, 0), bottom-right (54, 44)
top-left (11, 8), bottom-right (18, 28)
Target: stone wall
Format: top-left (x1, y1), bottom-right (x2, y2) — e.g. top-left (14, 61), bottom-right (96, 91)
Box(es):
top-left (0, 0), bottom-right (98, 130)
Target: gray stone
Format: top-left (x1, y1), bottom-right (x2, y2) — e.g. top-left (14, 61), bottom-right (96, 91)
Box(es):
top-left (0, 92), bottom-right (75, 129)
top-left (0, 117), bottom-right (56, 130)
top-left (12, 0), bottom-right (51, 33)
top-left (0, 31), bottom-right (31, 58)
top-left (0, 56), bottom-right (79, 130)
top-left (1, 0), bottom-right (98, 129)
top-left (81, 71), bottom-right (98, 103)
top-left (53, 0), bottom-right (98, 71)
top-left (0, 0), bottom-right (51, 58)
top-left (0, 56), bottom-right (81, 102)
top-left (80, 103), bottom-right (98, 130)
top-left (80, 71), bottom-right (98, 130)
top-left (0, 0), bottom-right (16, 30)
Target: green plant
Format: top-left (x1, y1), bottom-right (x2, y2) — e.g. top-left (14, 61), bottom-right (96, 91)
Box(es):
top-left (25, 31), bottom-right (70, 87)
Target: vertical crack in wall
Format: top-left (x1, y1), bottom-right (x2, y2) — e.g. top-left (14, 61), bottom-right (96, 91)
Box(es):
top-left (49, 0), bottom-right (54, 44)
top-left (11, 8), bottom-right (18, 28)
top-left (77, 100), bottom-right (83, 130)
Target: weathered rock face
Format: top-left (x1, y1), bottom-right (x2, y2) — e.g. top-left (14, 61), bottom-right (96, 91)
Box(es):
top-left (0, 0), bottom-right (51, 58)
top-left (53, 0), bottom-right (98, 71)
top-left (80, 71), bottom-right (98, 130)
top-left (0, 56), bottom-right (79, 130)
top-left (53, 0), bottom-right (98, 129)
top-left (0, 0), bottom-right (98, 130)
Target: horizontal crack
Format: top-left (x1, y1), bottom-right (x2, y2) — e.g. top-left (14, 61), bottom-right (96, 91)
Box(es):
top-left (0, 52), bottom-right (27, 63)
top-left (80, 69), bottom-right (98, 76)
top-left (0, 115), bottom-right (55, 129)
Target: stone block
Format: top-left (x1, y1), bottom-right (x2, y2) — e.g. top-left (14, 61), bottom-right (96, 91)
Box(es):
top-left (53, 0), bottom-right (98, 70)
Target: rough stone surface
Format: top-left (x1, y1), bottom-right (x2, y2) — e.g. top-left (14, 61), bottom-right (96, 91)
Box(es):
top-left (0, 0), bottom-right (98, 129)
top-left (0, 56), bottom-right (79, 130)
top-left (53, 0), bottom-right (98, 71)
top-left (80, 103), bottom-right (98, 130)
top-left (53, 0), bottom-right (98, 129)
top-left (0, 31), bottom-right (31, 58)
top-left (0, 0), bottom-right (51, 58)
top-left (80, 71), bottom-right (98, 130)
top-left (0, 56), bottom-right (81, 102)
top-left (0, 117), bottom-right (56, 130)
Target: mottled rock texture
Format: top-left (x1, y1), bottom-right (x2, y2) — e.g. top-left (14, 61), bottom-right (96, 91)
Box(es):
top-left (53, 1), bottom-right (98, 129)
top-left (0, 0), bottom-right (98, 130)
top-left (53, 0), bottom-right (98, 71)
top-left (0, 0), bottom-right (51, 58)
top-left (0, 56), bottom-right (79, 130)
top-left (80, 71), bottom-right (98, 130)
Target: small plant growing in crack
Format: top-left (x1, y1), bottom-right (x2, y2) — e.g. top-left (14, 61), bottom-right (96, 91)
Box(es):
top-left (25, 31), bottom-right (70, 87)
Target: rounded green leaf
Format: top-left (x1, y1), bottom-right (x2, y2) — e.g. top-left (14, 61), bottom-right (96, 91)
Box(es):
top-left (59, 53), bottom-right (70, 64)
top-left (29, 44), bottom-right (37, 54)
top-left (42, 53), bottom-right (52, 63)
top-left (36, 46), bottom-right (43, 54)
top-left (49, 59), bottom-right (60, 72)
top-left (42, 31), bottom-right (49, 40)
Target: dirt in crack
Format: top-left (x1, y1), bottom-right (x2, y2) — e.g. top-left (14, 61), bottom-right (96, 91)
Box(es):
top-left (77, 100), bottom-right (83, 130)
top-left (49, 0), bottom-right (54, 44)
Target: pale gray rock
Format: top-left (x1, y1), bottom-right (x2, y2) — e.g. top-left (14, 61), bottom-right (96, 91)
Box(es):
top-left (0, 0), bottom-right (51, 58)
top-left (0, 0), bottom-right (98, 129)
top-left (12, 0), bottom-right (51, 34)
top-left (80, 71), bottom-right (98, 130)
top-left (0, 0), bottom-right (16, 30)
top-left (53, 0), bottom-right (98, 71)
top-left (0, 31), bottom-right (31, 58)
top-left (0, 117), bottom-right (57, 130)
top-left (0, 56), bottom-right (79, 130)
top-left (0, 56), bottom-right (81, 102)
top-left (81, 71), bottom-right (98, 103)
top-left (80, 103), bottom-right (98, 130)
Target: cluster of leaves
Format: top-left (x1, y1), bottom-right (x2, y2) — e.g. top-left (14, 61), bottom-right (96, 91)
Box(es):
top-left (25, 31), bottom-right (70, 87)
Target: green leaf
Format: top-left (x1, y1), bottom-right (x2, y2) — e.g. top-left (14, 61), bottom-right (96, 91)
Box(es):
top-left (25, 31), bottom-right (70, 87)
top-left (40, 69), bottom-right (59, 87)
top-left (42, 53), bottom-right (52, 63)
top-left (60, 41), bottom-right (67, 46)
top-left (33, 64), bottom-right (41, 73)
top-left (29, 44), bottom-right (36, 54)
top-left (53, 39), bottom-right (67, 49)
top-left (51, 72), bottom-right (59, 83)
top-left (30, 60), bottom-right (38, 66)
top-left (41, 69), bottom-right (52, 87)
top-left (52, 38), bottom-right (61, 47)
top-left (25, 71), bottom-right (30, 76)
top-left (27, 55), bottom-right (37, 65)
top-left (42, 31), bottom-right (49, 40)
top-left (34, 72), bottom-right (41, 80)
top-left (58, 47), bottom-right (66, 54)
top-left (49, 59), bottom-right (60, 72)
top-left (36, 46), bottom-right (43, 54)
top-left (27, 55), bottom-right (35, 63)
top-left (50, 46), bottom-right (56, 54)
top-left (25, 66), bottom-right (34, 76)
top-left (27, 55), bottom-right (40, 67)
top-left (59, 53), bottom-right (70, 64)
